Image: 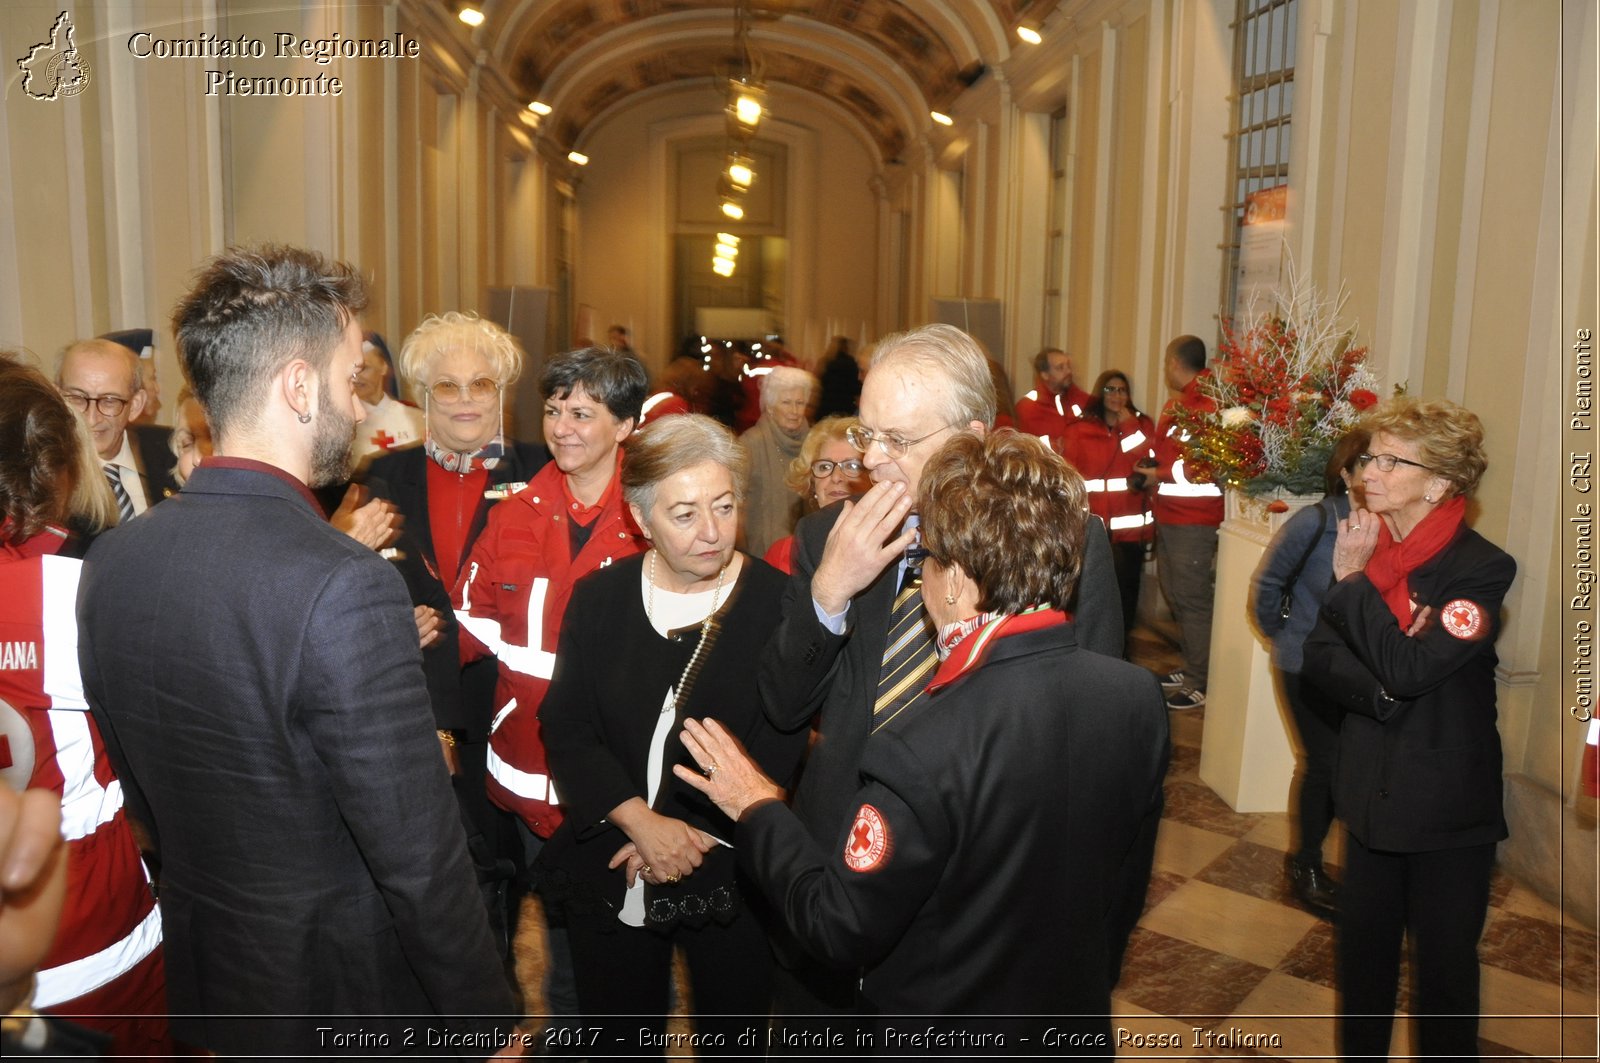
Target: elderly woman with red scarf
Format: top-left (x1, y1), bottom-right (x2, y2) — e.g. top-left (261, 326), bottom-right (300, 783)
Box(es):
top-left (1303, 396), bottom-right (1516, 1062)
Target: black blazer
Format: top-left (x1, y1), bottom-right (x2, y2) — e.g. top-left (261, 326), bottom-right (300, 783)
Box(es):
top-left (128, 423), bottom-right (180, 503)
top-left (539, 555), bottom-right (807, 921)
top-left (1302, 526), bottom-right (1516, 852)
top-left (740, 622), bottom-right (1168, 1018)
top-left (78, 464), bottom-right (514, 1054)
top-left (758, 504), bottom-right (1125, 848)
top-left (362, 441), bottom-right (549, 733)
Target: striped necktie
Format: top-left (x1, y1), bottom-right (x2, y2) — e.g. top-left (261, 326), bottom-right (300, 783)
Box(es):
top-left (873, 565), bottom-right (937, 733)
top-left (104, 464), bottom-right (135, 523)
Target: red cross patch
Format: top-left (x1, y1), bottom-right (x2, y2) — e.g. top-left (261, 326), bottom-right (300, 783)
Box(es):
top-left (843, 803), bottom-right (890, 873)
top-left (370, 429), bottom-right (397, 450)
top-left (1441, 598), bottom-right (1485, 641)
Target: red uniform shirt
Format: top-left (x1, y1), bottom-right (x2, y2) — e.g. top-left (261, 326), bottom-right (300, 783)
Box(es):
top-left (455, 455), bottom-right (646, 836)
top-left (1152, 376), bottom-right (1224, 526)
top-left (0, 531), bottom-right (168, 1055)
top-left (1062, 413), bottom-right (1157, 543)
top-left (1015, 382), bottom-right (1091, 453)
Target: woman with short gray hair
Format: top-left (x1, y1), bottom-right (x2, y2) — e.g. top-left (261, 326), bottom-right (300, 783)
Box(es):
top-left (738, 366), bottom-right (818, 556)
top-left (537, 414), bottom-right (806, 1053)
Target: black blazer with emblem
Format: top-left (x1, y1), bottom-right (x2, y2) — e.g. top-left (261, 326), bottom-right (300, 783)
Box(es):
top-left (129, 423), bottom-right (181, 504)
top-left (362, 441), bottom-right (549, 734)
top-left (758, 504), bottom-right (1125, 851)
top-left (1302, 525), bottom-right (1516, 852)
top-left (78, 463), bottom-right (514, 1054)
top-left (740, 622), bottom-right (1168, 1017)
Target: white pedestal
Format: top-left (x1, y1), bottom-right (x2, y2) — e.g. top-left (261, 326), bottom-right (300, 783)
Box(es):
top-left (1197, 493), bottom-right (1319, 813)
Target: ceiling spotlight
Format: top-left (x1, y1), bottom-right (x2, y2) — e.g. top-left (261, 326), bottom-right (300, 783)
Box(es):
top-left (930, 111), bottom-right (954, 126)
top-left (727, 80), bottom-right (766, 138)
top-left (457, 5), bottom-right (485, 27)
top-left (715, 241), bottom-right (740, 258)
top-left (567, 151), bottom-right (589, 166)
top-left (713, 255), bottom-right (736, 272)
top-left (720, 199), bottom-right (745, 221)
top-left (726, 152), bottom-right (755, 189)
top-left (528, 101), bottom-right (552, 116)
top-left (1016, 23), bottom-right (1043, 45)
top-left (716, 232), bottom-right (740, 245)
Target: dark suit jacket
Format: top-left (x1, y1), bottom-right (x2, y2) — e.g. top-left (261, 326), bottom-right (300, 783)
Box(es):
top-left (1302, 526), bottom-right (1515, 853)
top-left (78, 464), bottom-right (514, 1055)
top-left (128, 423), bottom-right (181, 504)
top-left (759, 506), bottom-right (1124, 855)
top-left (742, 622), bottom-right (1168, 1018)
top-left (361, 441), bottom-right (549, 734)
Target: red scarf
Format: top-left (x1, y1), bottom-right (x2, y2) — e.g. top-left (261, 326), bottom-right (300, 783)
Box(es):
top-left (925, 607), bottom-right (1070, 694)
top-left (1364, 495), bottom-right (1466, 624)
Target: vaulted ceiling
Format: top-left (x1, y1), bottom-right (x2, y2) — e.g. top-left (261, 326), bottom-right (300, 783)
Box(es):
top-left (451, 0), bottom-right (1061, 162)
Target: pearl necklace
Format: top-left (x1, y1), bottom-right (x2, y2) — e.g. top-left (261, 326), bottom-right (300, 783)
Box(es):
top-left (646, 549), bottom-right (730, 714)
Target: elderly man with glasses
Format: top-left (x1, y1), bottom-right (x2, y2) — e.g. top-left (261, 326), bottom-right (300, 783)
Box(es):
top-left (757, 323), bottom-right (1125, 1020)
top-left (56, 338), bottom-right (179, 520)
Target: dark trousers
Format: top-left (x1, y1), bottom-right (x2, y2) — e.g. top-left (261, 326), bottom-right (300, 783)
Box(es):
top-left (566, 910), bottom-right (773, 1059)
top-left (1110, 540), bottom-right (1146, 638)
top-left (1337, 834), bottom-right (1496, 1061)
top-left (1278, 670), bottom-right (1339, 866)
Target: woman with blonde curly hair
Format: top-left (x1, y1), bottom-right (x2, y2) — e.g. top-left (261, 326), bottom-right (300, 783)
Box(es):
top-left (673, 430), bottom-right (1168, 1027)
top-left (1304, 395), bottom-right (1516, 1060)
top-left (356, 312), bottom-right (552, 958)
top-left (761, 414), bottom-right (869, 573)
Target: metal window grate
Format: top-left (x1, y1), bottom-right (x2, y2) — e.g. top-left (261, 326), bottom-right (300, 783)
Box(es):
top-left (1220, 0), bottom-right (1297, 320)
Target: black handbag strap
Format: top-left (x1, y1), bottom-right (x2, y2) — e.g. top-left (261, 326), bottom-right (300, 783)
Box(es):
top-left (1279, 499), bottom-right (1330, 618)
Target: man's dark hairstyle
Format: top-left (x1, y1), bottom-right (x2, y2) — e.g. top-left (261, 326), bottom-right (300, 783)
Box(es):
top-left (171, 244), bottom-right (368, 437)
top-left (1032, 347), bottom-right (1066, 375)
top-left (540, 346), bottom-right (648, 426)
top-left (1166, 335), bottom-right (1207, 373)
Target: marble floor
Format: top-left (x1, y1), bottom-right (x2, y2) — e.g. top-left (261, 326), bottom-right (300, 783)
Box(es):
top-left (510, 618), bottom-right (1600, 1060)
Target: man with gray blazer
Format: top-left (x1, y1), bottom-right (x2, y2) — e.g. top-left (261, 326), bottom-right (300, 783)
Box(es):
top-left (78, 245), bottom-right (514, 1055)
top-left (758, 323), bottom-right (1125, 1016)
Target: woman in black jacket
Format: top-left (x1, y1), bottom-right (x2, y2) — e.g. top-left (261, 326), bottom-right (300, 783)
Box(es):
top-left (538, 415), bottom-right (806, 1055)
top-left (1303, 396), bottom-right (1516, 1061)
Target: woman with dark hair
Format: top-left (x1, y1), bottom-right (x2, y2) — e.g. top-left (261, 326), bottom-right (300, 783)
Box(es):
top-left (1062, 369), bottom-right (1157, 634)
top-left (0, 354), bottom-right (170, 1055)
top-left (538, 415), bottom-right (805, 1052)
top-left (1251, 428), bottom-right (1368, 917)
top-left (671, 430), bottom-right (1168, 1029)
top-left (1303, 397), bottom-right (1516, 1060)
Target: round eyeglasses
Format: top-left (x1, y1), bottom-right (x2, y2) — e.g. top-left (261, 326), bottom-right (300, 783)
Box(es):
top-left (810, 458), bottom-right (865, 478)
top-left (61, 390), bottom-right (133, 416)
top-left (430, 377), bottom-right (501, 404)
top-left (845, 423), bottom-right (956, 460)
top-left (1357, 452), bottom-right (1433, 473)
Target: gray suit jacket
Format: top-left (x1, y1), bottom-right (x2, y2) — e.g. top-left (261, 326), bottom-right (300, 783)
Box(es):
top-left (79, 462), bottom-right (513, 1055)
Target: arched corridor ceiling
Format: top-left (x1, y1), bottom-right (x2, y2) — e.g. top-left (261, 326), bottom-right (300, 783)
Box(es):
top-left (456, 0), bottom-right (1061, 162)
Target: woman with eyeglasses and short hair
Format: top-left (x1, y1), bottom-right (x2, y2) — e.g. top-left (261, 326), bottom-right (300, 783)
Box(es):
top-left (1303, 396), bottom-right (1516, 1061)
top-left (762, 415), bottom-right (870, 574)
top-left (1062, 369), bottom-right (1157, 635)
top-left (358, 312), bottom-right (552, 957)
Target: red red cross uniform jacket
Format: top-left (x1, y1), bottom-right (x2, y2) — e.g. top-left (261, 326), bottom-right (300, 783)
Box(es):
top-left (0, 531), bottom-right (168, 1056)
top-left (1152, 376), bottom-right (1224, 525)
top-left (1063, 413), bottom-right (1157, 544)
top-left (1014, 381), bottom-right (1091, 453)
top-left (456, 456), bottom-right (646, 837)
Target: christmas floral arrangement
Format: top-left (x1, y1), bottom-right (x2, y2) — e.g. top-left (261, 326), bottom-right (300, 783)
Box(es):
top-left (1174, 274), bottom-right (1379, 497)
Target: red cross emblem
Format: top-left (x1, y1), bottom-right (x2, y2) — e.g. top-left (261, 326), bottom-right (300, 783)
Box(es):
top-left (843, 804), bottom-right (889, 872)
top-left (370, 429), bottom-right (397, 450)
top-left (1441, 598), bottom-right (1484, 641)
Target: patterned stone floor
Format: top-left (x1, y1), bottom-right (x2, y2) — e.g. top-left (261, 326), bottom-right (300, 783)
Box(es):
top-left (509, 618), bottom-right (1600, 1060)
